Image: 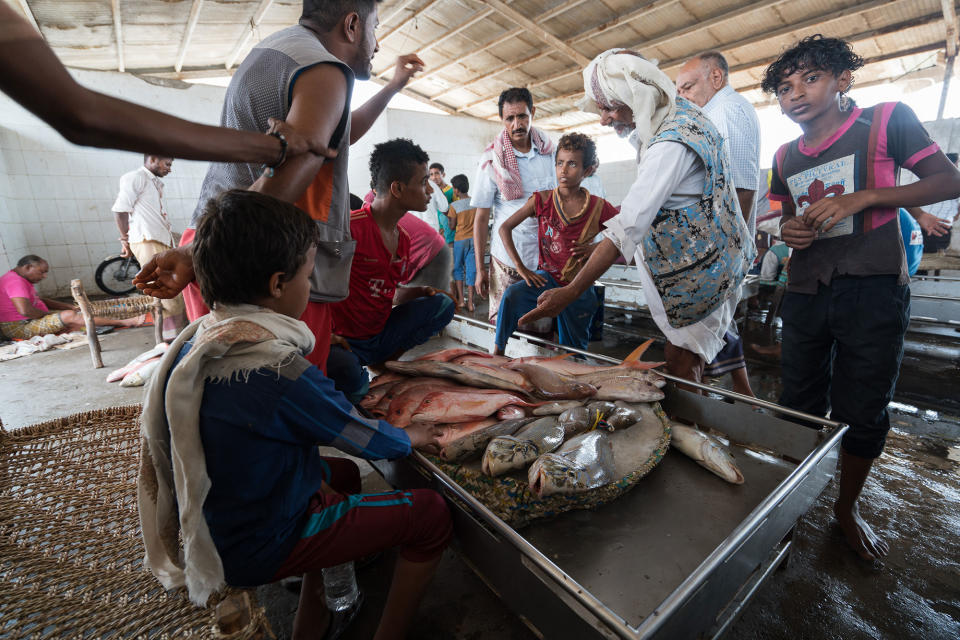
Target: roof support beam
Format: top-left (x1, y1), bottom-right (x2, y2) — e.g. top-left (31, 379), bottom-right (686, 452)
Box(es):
top-left (479, 0), bottom-right (935, 117)
top-left (175, 0), bottom-right (205, 74)
top-left (380, 0), bottom-right (421, 29)
top-left (479, 0), bottom-right (590, 67)
top-left (375, 7), bottom-right (495, 80)
top-left (13, 0), bottom-right (41, 34)
top-left (433, 0), bottom-right (689, 104)
top-left (110, 0), bottom-right (124, 72)
top-left (225, 0), bottom-right (275, 70)
top-left (377, 0), bottom-right (444, 44)
top-left (943, 0), bottom-right (960, 57)
top-left (394, 0), bottom-right (588, 89)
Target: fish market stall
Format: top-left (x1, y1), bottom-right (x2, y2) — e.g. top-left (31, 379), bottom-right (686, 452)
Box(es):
top-left (370, 315), bottom-right (846, 639)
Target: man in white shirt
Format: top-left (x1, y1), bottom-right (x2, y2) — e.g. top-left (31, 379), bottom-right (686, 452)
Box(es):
top-left (676, 51), bottom-right (761, 397)
top-left (112, 155), bottom-right (185, 336)
top-left (472, 87), bottom-right (556, 326)
top-left (676, 51), bottom-right (761, 235)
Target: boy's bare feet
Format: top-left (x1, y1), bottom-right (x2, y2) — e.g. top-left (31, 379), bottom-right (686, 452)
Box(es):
top-left (834, 501), bottom-right (889, 561)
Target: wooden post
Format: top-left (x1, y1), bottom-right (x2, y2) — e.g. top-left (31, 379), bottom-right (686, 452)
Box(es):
top-left (152, 297), bottom-right (164, 344)
top-left (71, 279), bottom-right (103, 369)
top-left (937, 54), bottom-right (956, 121)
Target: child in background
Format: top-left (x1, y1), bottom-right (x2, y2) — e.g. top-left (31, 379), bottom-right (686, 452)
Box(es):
top-left (326, 139), bottom-right (456, 403)
top-left (139, 189), bottom-right (450, 640)
top-left (448, 174), bottom-right (477, 312)
top-left (764, 35), bottom-right (960, 561)
top-left (494, 133), bottom-right (618, 354)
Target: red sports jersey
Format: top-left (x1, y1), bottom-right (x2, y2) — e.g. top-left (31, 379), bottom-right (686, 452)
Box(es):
top-left (331, 204), bottom-right (411, 340)
top-left (535, 189), bottom-right (618, 285)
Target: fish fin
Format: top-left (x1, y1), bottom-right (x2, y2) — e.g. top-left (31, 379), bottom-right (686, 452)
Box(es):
top-left (549, 353), bottom-right (573, 360)
top-left (622, 339), bottom-right (654, 363)
top-left (620, 360), bottom-right (665, 370)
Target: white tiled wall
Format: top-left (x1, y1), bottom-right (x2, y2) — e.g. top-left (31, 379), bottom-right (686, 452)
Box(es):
top-left (0, 69), bottom-right (223, 296)
top-left (347, 108), bottom-right (504, 197)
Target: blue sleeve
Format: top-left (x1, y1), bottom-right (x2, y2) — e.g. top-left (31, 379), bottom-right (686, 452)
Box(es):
top-left (275, 366), bottom-right (412, 460)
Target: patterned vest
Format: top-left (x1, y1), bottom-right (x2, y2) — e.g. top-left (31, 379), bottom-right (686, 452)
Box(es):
top-left (641, 98), bottom-right (754, 327)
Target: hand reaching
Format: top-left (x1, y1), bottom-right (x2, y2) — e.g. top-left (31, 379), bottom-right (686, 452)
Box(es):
top-left (132, 245), bottom-right (194, 298)
top-left (914, 210), bottom-right (951, 237)
top-left (388, 54), bottom-right (425, 90)
top-left (266, 117), bottom-right (339, 162)
top-left (518, 286), bottom-right (576, 325)
top-left (405, 421), bottom-right (444, 455)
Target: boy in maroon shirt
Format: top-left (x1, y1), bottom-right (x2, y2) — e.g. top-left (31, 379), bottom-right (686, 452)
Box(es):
top-left (327, 139), bottom-right (456, 402)
top-left (763, 35), bottom-right (960, 561)
top-left (494, 133), bottom-right (618, 353)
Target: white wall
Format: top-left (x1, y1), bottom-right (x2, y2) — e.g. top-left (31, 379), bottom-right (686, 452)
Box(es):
top-left (347, 108), bottom-right (503, 198)
top-left (0, 70), bottom-right (223, 296)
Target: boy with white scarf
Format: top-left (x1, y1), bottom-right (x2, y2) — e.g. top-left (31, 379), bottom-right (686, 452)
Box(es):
top-left (138, 190), bottom-right (450, 640)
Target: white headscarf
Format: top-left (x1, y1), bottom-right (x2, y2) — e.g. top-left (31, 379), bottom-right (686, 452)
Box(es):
top-left (578, 49), bottom-right (677, 157)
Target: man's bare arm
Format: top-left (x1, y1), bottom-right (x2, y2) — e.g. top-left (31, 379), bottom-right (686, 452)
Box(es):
top-left (114, 211), bottom-right (131, 256)
top-left (249, 63), bottom-right (349, 202)
top-left (473, 207), bottom-right (491, 298)
top-left (10, 297), bottom-right (46, 319)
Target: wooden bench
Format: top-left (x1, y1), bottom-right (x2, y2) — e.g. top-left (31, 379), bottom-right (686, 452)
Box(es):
top-left (70, 279), bottom-right (164, 368)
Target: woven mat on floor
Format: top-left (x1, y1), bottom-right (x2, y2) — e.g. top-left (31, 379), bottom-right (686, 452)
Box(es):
top-left (0, 406), bottom-right (270, 639)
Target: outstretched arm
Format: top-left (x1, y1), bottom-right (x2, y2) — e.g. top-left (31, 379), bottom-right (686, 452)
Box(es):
top-left (350, 54), bottom-right (424, 143)
top-left (0, 5), bottom-right (329, 164)
top-left (519, 238), bottom-right (620, 325)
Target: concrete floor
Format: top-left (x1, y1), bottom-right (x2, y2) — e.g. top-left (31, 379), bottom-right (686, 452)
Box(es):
top-left (1, 324), bottom-right (958, 639)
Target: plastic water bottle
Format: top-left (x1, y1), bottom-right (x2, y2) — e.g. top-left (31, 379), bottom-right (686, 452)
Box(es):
top-left (322, 561), bottom-right (358, 611)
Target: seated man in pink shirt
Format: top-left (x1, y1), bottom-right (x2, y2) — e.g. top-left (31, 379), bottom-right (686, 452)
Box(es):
top-left (0, 255), bottom-right (144, 340)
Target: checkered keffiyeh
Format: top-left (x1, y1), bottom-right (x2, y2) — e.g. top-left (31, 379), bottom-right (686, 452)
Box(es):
top-left (480, 126), bottom-right (555, 202)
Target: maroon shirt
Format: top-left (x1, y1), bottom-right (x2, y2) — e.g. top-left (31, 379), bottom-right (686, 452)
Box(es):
top-left (534, 189), bottom-right (618, 285)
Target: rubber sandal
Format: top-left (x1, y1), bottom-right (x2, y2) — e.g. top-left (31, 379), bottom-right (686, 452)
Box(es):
top-left (323, 590), bottom-right (365, 640)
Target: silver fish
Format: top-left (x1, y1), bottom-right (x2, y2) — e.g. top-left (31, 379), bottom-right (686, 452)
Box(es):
top-left (607, 401), bottom-right (646, 429)
top-left (670, 424), bottom-right (745, 485)
top-left (505, 363), bottom-right (597, 400)
top-left (532, 400), bottom-right (584, 416)
top-left (482, 417), bottom-right (564, 477)
top-left (584, 400), bottom-right (616, 418)
top-left (575, 366), bottom-right (667, 389)
top-left (527, 431), bottom-right (615, 498)
top-left (440, 418), bottom-right (535, 462)
top-left (592, 377), bottom-right (665, 403)
top-left (557, 406), bottom-right (594, 435)
top-left (607, 407), bottom-right (670, 478)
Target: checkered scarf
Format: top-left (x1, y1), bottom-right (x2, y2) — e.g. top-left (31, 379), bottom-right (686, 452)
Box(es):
top-left (577, 48), bottom-right (677, 157)
top-left (480, 126), bottom-right (555, 202)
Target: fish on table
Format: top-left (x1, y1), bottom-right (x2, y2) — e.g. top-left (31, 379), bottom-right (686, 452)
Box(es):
top-left (670, 424), bottom-right (745, 485)
top-left (411, 389), bottom-right (542, 424)
top-left (591, 376), bottom-right (665, 403)
top-left (482, 417), bottom-right (564, 476)
top-left (496, 405), bottom-right (529, 420)
top-left (385, 381), bottom-right (467, 427)
top-left (385, 360), bottom-right (533, 396)
top-left (440, 417), bottom-right (535, 462)
top-left (527, 431), bottom-right (616, 498)
top-left (504, 362), bottom-right (597, 400)
top-left (533, 400), bottom-right (584, 416)
top-left (607, 408), bottom-right (671, 479)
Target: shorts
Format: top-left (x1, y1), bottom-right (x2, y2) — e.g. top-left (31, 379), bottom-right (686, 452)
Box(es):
top-left (703, 331), bottom-right (746, 377)
top-left (270, 457), bottom-right (452, 580)
top-left (0, 313), bottom-right (65, 340)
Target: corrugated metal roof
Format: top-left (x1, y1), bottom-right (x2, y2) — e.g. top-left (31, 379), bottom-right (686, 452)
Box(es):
top-left (11, 0), bottom-right (959, 126)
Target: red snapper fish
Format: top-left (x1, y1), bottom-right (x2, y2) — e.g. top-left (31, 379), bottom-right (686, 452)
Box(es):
top-left (415, 348), bottom-right (490, 363)
top-left (385, 381), bottom-right (467, 427)
top-left (411, 389), bottom-right (543, 424)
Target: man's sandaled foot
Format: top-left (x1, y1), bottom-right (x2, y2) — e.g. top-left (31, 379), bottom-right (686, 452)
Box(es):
top-left (834, 502), bottom-right (889, 561)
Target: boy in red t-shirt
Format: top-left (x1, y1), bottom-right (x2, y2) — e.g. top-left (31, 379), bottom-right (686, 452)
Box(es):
top-left (327, 139), bottom-right (456, 402)
top-left (494, 133), bottom-right (618, 354)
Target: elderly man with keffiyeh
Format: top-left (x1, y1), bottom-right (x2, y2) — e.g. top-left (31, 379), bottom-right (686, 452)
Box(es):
top-left (471, 87), bottom-right (557, 331)
top-left (522, 49), bottom-right (755, 387)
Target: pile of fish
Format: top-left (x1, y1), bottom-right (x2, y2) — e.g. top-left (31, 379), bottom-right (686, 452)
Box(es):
top-left (364, 342), bottom-right (746, 497)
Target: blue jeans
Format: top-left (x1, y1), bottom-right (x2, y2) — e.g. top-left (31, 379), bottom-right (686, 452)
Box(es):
top-left (778, 275), bottom-right (909, 459)
top-left (453, 239), bottom-right (476, 285)
top-left (327, 295), bottom-right (455, 403)
top-left (494, 271), bottom-right (598, 351)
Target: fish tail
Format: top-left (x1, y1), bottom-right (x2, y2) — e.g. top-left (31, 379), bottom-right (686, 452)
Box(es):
top-left (623, 339), bottom-right (655, 363)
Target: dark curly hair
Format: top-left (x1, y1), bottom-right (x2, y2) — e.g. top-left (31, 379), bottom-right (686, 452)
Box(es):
top-left (368, 138), bottom-right (430, 194)
top-left (761, 34), bottom-right (864, 94)
top-left (557, 132), bottom-right (598, 170)
top-left (194, 190), bottom-right (319, 307)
